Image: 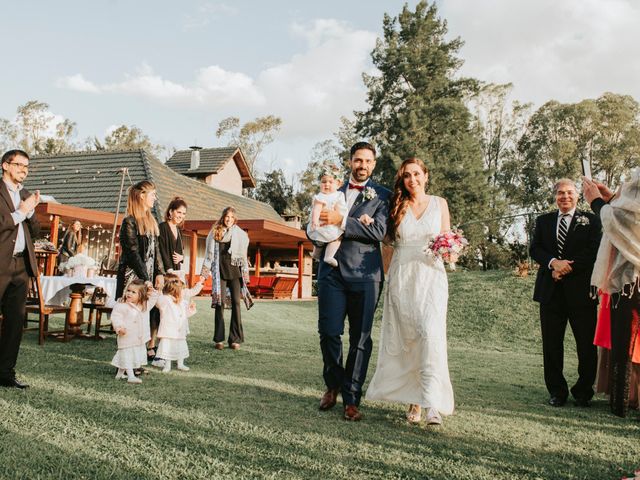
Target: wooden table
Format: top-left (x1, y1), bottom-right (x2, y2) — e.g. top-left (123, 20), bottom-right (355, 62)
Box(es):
top-left (40, 275), bottom-right (117, 339)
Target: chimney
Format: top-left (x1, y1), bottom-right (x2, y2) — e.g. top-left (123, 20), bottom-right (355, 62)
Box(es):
top-left (189, 145), bottom-right (202, 170)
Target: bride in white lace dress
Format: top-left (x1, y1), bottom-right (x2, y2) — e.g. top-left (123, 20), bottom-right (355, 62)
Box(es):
top-left (366, 157), bottom-right (454, 425)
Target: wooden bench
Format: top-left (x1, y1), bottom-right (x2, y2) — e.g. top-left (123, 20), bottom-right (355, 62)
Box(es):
top-left (249, 276), bottom-right (278, 298)
top-left (257, 276), bottom-right (297, 300)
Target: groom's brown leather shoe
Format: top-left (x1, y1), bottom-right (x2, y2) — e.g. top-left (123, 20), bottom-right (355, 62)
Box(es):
top-left (319, 389), bottom-right (339, 411)
top-left (343, 404), bottom-right (362, 421)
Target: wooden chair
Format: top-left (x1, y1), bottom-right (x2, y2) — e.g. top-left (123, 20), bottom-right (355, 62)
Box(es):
top-left (247, 275), bottom-right (259, 296)
top-left (84, 287), bottom-right (114, 339)
top-left (84, 268), bottom-right (117, 339)
top-left (254, 276), bottom-right (278, 298)
top-left (272, 277), bottom-right (298, 300)
top-left (24, 273), bottom-right (72, 344)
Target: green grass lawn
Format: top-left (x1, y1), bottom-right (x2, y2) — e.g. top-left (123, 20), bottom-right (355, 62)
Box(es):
top-left (1, 270), bottom-right (638, 479)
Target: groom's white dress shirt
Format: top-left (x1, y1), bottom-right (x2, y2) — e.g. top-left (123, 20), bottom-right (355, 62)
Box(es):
top-left (341, 177), bottom-right (370, 230)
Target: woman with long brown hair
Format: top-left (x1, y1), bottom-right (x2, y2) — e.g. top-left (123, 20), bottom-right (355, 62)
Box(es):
top-left (116, 180), bottom-right (165, 361)
top-left (201, 206), bottom-right (252, 350)
top-left (366, 157), bottom-right (455, 426)
top-left (158, 197), bottom-right (187, 276)
top-left (58, 219), bottom-right (82, 272)
top-left (150, 197), bottom-right (188, 367)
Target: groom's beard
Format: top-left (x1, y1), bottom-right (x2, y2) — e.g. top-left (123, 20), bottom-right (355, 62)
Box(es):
top-left (352, 169), bottom-right (371, 182)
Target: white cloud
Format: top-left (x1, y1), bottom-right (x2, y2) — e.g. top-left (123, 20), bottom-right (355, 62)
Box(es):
top-left (56, 19), bottom-right (376, 139)
top-left (57, 64), bottom-right (264, 108)
top-left (439, 0), bottom-right (640, 105)
top-left (56, 74), bottom-right (100, 93)
top-left (257, 19), bottom-right (376, 137)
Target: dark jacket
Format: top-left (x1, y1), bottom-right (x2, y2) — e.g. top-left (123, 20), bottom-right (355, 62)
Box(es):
top-left (0, 181), bottom-right (40, 277)
top-left (58, 230), bottom-right (79, 264)
top-left (316, 181), bottom-right (391, 283)
top-left (530, 209), bottom-right (601, 307)
top-left (116, 215), bottom-right (164, 298)
top-left (158, 221), bottom-right (184, 272)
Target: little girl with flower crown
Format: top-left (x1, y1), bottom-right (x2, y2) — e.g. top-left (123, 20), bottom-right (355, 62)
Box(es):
top-left (111, 279), bottom-right (158, 384)
top-left (155, 273), bottom-right (204, 372)
top-left (306, 166), bottom-right (348, 267)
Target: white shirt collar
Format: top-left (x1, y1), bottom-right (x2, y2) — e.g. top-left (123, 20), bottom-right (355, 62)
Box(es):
top-left (3, 178), bottom-right (23, 193)
top-left (558, 208), bottom-right (576, 218)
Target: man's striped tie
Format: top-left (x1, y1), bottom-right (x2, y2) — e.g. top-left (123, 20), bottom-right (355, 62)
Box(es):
top-left (557, 214), bottom-right (569, 258)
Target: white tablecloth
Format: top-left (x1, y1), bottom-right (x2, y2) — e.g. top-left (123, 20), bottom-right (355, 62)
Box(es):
top-left (40, 276), bottom-right (118, 306)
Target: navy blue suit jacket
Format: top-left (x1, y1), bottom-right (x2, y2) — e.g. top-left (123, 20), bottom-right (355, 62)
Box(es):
top-left (317, 181), bottom-right (391, 283)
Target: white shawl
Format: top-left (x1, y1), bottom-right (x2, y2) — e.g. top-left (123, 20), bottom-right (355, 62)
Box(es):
top-left (591, 170), bottom-right (640, 295)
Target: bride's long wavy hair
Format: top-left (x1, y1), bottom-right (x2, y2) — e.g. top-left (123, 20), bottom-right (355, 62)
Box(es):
top-left (388, 157), bottom-right (429, 241)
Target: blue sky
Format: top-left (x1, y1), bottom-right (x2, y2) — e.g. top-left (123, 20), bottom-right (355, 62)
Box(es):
top-left (2, 0), bottom-right (639, 182)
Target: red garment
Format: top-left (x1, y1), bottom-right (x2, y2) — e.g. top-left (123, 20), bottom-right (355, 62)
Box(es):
top-left (631, 304), bottom-right (640, 364)
top-left (595, 293), bottom-right (640, 363)
top-left (594, 293), bottom-right (611, 349)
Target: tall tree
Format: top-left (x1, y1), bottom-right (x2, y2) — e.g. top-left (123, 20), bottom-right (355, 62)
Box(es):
top-left (0, 100), bottom-right (77, 155)
top-left (216, 115), bottom-right (282, 174)
top-left (252, 168), bottom-right (295, 216)
top-left (516, 92), bottom-right (640, 213)
top-left (92, 124), bottom-right (168, 159)
top-left (468, 83), bottom-right (533, 268)
top-left (355, 1), bottom-right (489, 246)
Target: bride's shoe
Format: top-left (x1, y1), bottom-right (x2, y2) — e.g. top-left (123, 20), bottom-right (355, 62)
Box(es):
top-left (425, 407), bottom-right (442, 425)
top-left (406, 404), bottom-right (422, 424)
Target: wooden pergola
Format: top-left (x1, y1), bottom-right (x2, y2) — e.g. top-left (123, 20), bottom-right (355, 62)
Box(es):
top-left (35, 203), bottom-right (121, 275)
top-left (34, 203), bottom-right (313, 298)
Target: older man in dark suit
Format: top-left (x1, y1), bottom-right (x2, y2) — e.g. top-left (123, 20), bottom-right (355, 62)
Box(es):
top-left (315, 142), bottom-right (391, 421)
top-left (530, 178), bottom-right (601, 407)
top-left (0, 149), bottom-right (40, 389)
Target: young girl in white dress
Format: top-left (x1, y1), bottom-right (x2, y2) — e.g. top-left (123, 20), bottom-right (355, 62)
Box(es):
top-left (111, 280), bottom-right (158, 384)
top-left (366, 157), bottom-right (455, 426)
top-left (306, 166), bottom-right (348, 267)
top-left (155, 273), bottom-right (204, 372)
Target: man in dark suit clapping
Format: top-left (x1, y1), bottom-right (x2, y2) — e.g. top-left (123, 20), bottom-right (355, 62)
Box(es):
top-left (315, 142), bottom-right (391, 421)
top-left (0, 149), bottom-right (40, 389)
top-left (530, 178), bottom-right (601, 407)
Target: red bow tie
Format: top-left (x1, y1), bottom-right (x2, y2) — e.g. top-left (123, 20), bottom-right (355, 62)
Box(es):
top-left (348, 183), bottom-right (365, 191)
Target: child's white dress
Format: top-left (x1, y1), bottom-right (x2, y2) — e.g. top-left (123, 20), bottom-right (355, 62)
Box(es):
top-left (306, 191), bottom-right (348, 243)
top-left (111, 295), bottom-right (157, 370)
top-left (156, 284), bottom-right (203, 361)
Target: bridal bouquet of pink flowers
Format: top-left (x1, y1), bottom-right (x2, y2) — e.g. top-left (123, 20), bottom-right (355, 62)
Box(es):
top-left (423, 229), bottom-right (468, 270)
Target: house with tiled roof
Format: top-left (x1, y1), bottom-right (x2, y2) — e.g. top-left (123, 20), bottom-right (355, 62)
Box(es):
top-left (27, 149), bottom-right (312, 297)
top-left (165, 146), bottom-right (255, 196)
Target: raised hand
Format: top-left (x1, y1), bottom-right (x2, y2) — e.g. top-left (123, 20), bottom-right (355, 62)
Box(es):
top-left (18, 191), bottom-right (40, 215)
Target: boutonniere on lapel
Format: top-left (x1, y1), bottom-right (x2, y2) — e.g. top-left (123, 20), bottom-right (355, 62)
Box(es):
top-left (362, 186), bottom-right (377, 201)
top-left (575, 215), bottom-right (590, 227)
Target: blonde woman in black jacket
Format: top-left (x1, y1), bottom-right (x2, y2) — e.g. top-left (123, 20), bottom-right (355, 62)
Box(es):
top-left (116, 181), bottom-right (165, 360)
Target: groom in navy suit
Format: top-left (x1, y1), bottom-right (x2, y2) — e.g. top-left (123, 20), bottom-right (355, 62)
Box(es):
top-left (316, 142), bottom-right (391, 421)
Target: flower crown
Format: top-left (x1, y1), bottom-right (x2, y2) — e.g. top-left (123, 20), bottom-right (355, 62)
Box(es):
top-left (319, 164), bottom-right (343, 180)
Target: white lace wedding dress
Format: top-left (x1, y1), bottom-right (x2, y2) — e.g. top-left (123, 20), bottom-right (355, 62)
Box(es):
top-left (366, 195), bottom-right (454, 415)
